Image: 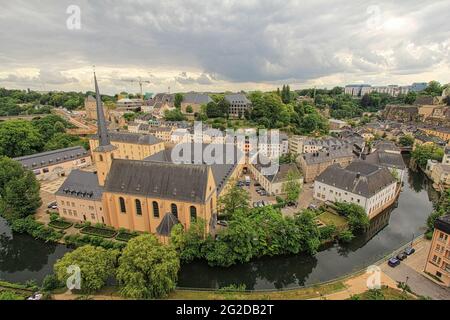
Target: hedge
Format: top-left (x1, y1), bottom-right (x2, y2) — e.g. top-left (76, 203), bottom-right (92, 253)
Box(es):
top-left (48, 220), bottom-right (73, 230)
top-left (80, 226), bottom-right (117, 238)
top-left (115, 231), bottom-right (138, 242)
top-left (64, 234), bottom-right (126, 250)
top-left (10, 216), bottom-right (64, 242)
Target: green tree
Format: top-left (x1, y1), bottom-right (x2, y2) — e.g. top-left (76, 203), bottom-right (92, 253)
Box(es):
top-left (398, 135), bottom-right (414, 147)
top-left (32, 114), bottom-right (70, 141)
top-left (412, 144), bottom-right (444, 168)
top-left (0, 157), bottom-right (41, 221)
top-left (54, 245), bottom-right (118, 293)
top-left (218, 181), bottom-right (250, 218)
top-left (116, 234), bottom-right (180, 299)
top-left (170, 219), bottom-right (206, 263)
top-left (164, 108), bottom-right (186, 121)
top-left (0, 120), bottom-right (43, 157)
top-left (334, 202), bottom-right (369, 234)
top-left (174, 93), bottom-right (183, 109)
top-left (44, 133), bottom-right (86, 151)
top-left (282, 170), bottom-right (302, 203)
top-left (186, 105), bottom-right (193, 114)
top-left (404, 91), bottom-right (417, 105)
top-left (423, 81), bottom-right (443, 96)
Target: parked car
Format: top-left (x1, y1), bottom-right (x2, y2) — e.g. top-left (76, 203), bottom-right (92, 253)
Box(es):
top-left (217, 220), bottom-right (228, 227)
top-left (396, 252), bottom-right (408, 261)
top-left (27, 293), bottom-right (43, 300)
top-left (47, 201), bottom-right (57, 209)
top-left (308, 204), bottom-right (318, 210)
top-left (404, 247), bottom-right (416, 256)
top-left (253, 202), bottom-right (259, 208)
top-left (388, 257), bottom-right (400, 268)
top-left (260, 191), bottom-right (267, 196)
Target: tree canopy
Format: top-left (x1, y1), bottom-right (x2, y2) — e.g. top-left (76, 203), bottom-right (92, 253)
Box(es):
top-left (54, 245), bottom-right (118, 293)
top-left (116, 234), bottom-right (180, 299)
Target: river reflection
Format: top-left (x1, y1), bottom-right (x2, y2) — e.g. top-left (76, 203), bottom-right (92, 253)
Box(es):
top-left (0, 218), bottom-right (69, 284)
top-left (0, 156), bottom-right (440, 289)
top-left (178, 160), bottom-right (438, 290)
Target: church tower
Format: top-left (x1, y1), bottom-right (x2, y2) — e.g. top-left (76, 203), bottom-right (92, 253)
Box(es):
top-left (92, 72), bottom-right (117, 186)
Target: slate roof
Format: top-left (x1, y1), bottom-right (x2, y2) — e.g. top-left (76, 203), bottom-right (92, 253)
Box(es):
top-left (316, 161), bottom-right (396, 198)
top-left (414, 96), bottom-right (435, 106)
top-left (301, 146), bottom-right (354, 165)
top-left (91, 132), bottom-right (162, 145)
top-left (104, 159), bottom-right (210, 203)
top-left (365, 150), bottom-right (406, 170)
top-left (55, 170), bottom-right (103, 200)
top-left (224, 93), bottom-right (251, 104)
top-left (435, 214), bottom-right (450, 235)
top-left (144, 143), bottom-right (244, 194)
top-left (14, 146), bottom-right (89, 170)
top-left (183, 93), bottom-right (213, 105)
top-left (156, 213), bottom-right (180, 237)
top-left (253, 163), bottom-right (301, 183)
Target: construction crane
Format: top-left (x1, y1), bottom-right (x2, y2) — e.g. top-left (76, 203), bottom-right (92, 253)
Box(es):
top-left (120, 77), bottom-right (151, 99)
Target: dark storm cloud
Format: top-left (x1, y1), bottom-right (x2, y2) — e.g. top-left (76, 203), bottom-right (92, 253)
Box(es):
top-left (0, 0), bottom-right (449, 90)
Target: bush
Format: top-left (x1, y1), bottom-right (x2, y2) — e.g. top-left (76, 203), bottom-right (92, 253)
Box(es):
top-left (49, 213), bottom-right (59, 222)
top-left (11, 216), bottom-right (64, 242)
top-left (116, 231), bottom-right (138, 242)
top-left (64, 234), bottom-right (126, 250)
top-left (42, 274), bottom-right (63, 292)
top-left (338, 230), bottom-right (355, 243)
top-left (319, 224), bottom-right (337, 241)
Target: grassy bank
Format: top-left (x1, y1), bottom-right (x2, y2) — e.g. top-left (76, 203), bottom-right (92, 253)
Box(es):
top-left (168, 281), bottom-right (346, 300)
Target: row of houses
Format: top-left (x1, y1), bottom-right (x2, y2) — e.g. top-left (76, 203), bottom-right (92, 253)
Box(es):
top-left (344, 82), bottom-right (427, 97)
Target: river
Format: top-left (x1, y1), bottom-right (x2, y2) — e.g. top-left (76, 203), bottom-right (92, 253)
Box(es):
top-left (0, 157), bottom-right (440, 289)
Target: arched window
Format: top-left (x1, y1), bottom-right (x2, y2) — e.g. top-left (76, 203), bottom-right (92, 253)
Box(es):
top-left (152, 201), bottom-right (159, 218)
top-left (135, 199), bottom-right (142, 216)
top-left (119, 197), bottom-right (126, 213)
top-left (98, 154), bottom-right (103, 162)
top-left (171, 203), bottom-right (178, 218)
top-left (190, 206), bottom-right (197, 221)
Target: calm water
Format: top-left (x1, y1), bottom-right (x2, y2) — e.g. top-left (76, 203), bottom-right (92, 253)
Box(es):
top-left (0, 156), bottom-right (440, 288)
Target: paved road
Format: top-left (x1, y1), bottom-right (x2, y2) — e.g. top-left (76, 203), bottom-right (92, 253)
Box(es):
top-left (381, 262), bottom-right (450, 300)
top-left (380, 239), bottom-right (450, 300)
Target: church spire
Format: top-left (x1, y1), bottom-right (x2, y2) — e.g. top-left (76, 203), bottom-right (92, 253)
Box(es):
top-left (94, 72), bottom-right (111, 148)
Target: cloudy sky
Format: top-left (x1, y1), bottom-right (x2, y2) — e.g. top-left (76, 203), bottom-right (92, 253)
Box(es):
top-left (1, 0), bottom-right (449, 94)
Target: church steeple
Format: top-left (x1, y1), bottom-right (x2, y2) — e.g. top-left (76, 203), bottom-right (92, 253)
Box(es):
top-left (94, 72), bottom-right (113, 149)
top-left (92, 71), bottom-right (116, 186)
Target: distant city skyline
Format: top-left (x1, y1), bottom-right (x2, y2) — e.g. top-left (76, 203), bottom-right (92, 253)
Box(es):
top-left (1, 0), bottom-right (450, 94)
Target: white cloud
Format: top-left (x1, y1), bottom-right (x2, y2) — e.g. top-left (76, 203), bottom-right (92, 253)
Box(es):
top-left (0, 0), bottom-right (449, 93)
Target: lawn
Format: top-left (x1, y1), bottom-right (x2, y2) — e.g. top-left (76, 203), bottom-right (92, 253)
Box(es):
top-left (317, 211), bottom-right (348, 230)
top-left (168, 281), bottom-right (346, 300)
top-left (350, 286), bottom-right (416, 300)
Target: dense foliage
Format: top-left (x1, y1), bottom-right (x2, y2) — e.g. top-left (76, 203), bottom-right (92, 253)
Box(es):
top-left (0, 157), bottom-right (41, 221)
top-left (411, 144), bottom-right (444, 168)
top-left (217, 182), bottom-right (250, 219)
top-left (54, 245), bottom-right (118, 293)
top-left (171, 206), bottom-right (322, 267)
top-left (334, 202), bottom-right (370, 234)
top-left (116, 234), bottom-right (180, 299)
top-left (425, 189), bottom-right (450, 238)
top-left (0, 114), bottom-right (86, 158)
